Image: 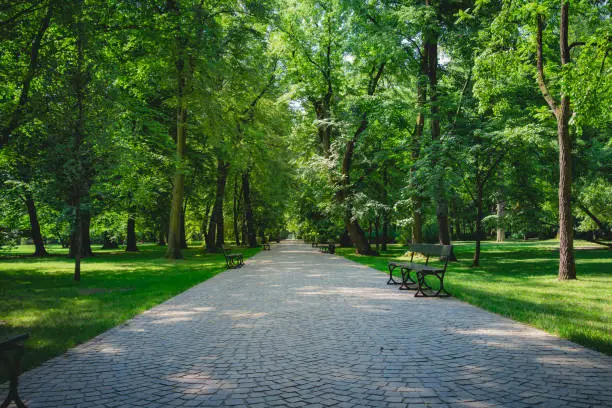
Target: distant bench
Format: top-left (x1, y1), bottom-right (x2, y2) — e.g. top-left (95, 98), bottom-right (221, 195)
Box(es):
top-left (1, 333), bottom-right (29, 408)
top-left (387, 244), bottom-right (452, 297)
top-left (319, 244), bottom-right (336, 254)
top-left (223, 247), bottom-right (244, 269)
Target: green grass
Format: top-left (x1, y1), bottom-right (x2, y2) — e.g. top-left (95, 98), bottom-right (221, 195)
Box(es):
top-left (336, 240), bottom-right (612, 355)
top-left (0, 243), bottom-right (260, 378)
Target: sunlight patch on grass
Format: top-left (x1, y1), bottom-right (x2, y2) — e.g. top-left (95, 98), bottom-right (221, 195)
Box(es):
top-left (0, 244), bottom-right (261, 378)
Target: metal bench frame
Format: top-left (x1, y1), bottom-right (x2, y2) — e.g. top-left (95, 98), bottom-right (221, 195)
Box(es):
top-left (319, 243), bottom-right (335, 254)
top-left (387, 244), bottom-right (452, 297)
top-left (1, 333), bottom-right (29, 408)
top-left (222, 247), bottom-right (244, 269)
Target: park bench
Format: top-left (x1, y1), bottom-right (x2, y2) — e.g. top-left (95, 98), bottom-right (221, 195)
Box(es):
top-left (387, 243), bottom-right (452, 297)
top-left (1, 333), bottom-right (29, 408)
top-left (222, 247), bottom-right (244, 269)
top-left (262, 242), bottom-right (271, 250)
top-left (319, 243), bottom-right (336, 254)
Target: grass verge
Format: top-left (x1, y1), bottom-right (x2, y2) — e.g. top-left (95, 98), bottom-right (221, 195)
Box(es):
top-left (335, 240), bottom-right (611, 355)
top-left (0, 243), bottom-right (260, 378)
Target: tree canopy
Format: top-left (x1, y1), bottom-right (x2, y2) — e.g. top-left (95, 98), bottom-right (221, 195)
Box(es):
top-left (1, 0), bottom-right (610, 280)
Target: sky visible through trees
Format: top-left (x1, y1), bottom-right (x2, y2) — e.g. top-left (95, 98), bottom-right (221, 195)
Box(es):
top-left (0, 0), bottom-right (610, 280)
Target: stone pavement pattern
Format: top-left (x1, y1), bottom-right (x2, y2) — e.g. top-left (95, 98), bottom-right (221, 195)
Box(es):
top-left (4, 241), bottom-right (612, 407)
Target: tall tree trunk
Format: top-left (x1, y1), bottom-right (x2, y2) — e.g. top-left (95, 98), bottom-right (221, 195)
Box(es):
top-left (381, 168), bottom-right (390, 251)
top-left (427, 33), bottom-right (451, 245)
top-left (556, 2), bottom-right (575, 279)
top-left (374, 216), bottom-right (380, 250)
top-left (344, 215), bottom-right (373, 255)
top-left (241, 213), bottom-right (247, 247)
top-left (339, 229), bottom-right (352, 247)
top-left (24, 194), bottom-right (48, 257)
top-left (233, 176), bottom-right (241, 246)
top-left (452, 197), bottom-right (462, 239)
top-left (242, 171), bottom-right (257, 248)
top-left (200, 203), bottom-right (211, 246)
top-left (180, 206), bottom-right (188, 249)
top-left (71, 9), bottom-right (88, 280)
top-left (311, 41), bottom-right (333, 157)
top-left (126, 215), bottom-right (138, 252)
top-left (381, 213), bottom-right (389, 251)
top-left (69, 211), bottom-right (92, 258)
top-left (1, 2), bottom-right (53, 147)
top-left (536, 4), bottom-right (576, 279)
top-left (206, 160), bottom-right (229, 252)
top-left (337, 62), bottom-right (385, 255)
top-left (557, 94), bottom-right (575, 279)
top-left (436, 202), bottom-right (451, 245)
top-left (412, 198), bottom-right (423, 244)
top-left (81, 211), bottom-right (93, 257)
top-left (73, 203), bottom-right (81, 281)
top-left (166, 0), bottom-right (187, 260)
top-left (158, 226), bottom-right (166, 246)
top-left (101, 231), bottom-right (118, 249)
top-left (472, 185), bottom-right (483, 267)
top-left (496, 200), bottom-right (505, 242)
top-left (313, 98), bottom-right (332, 157)
top-left (411, 38), bottom-right (427, 244)
top-left (341, 136), bottom-right (376, 255)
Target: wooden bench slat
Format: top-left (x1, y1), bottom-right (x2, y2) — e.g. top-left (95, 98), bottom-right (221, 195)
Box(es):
top-left (0, 333), bottom-right (29, 351)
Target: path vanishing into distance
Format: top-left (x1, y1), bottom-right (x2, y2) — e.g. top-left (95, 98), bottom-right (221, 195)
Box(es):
top-left (5, 241), bottom-right (612, 407)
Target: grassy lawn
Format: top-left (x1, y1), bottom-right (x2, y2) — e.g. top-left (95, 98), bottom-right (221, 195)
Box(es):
top-left (0, 243), bottom-right (259, 378)
top-left (336, 240), bottom-right (612, 355)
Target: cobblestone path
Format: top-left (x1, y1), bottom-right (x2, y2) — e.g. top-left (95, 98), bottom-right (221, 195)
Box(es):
top-left (5, 241), bottom-right (612, 407)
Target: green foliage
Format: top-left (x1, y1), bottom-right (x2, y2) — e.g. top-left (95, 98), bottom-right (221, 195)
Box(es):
top-left (0, 0), bottom-right (609, 357)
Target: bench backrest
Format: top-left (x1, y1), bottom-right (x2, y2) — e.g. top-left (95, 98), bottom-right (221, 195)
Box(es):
top-left (407, 243), bottom-right (453, 268)
top-left (0, 333), bottom-right (29, 351)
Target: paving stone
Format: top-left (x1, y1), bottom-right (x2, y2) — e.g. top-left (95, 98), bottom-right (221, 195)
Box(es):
top-left (2, 242), bottom-right (611, 408)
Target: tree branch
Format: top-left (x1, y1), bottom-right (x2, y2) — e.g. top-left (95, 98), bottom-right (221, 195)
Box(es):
top-left (367, 62), bottom-right (386, 95)
top-left (285, 26), bottom-right (322, 72)
top-left (461, 176), bottom-right (476, 203)
top-left (0, 1), bottom-right (46, 28)
top-left (482, 149), bottom-right (506, 186)
top-left (454, 67), bottom-right (472, 123)
top-left (536, 14), bottom-right (558, 116)
top-left (242, 60), bottom-right (278, 117)
top-left (569, 41), bottom-right (585, 51)
top-left (576, 201), bottom-right (609, 233)
top-left (401, 37), bottom-right (423, 60)
top-left (600, 47), bottom-right (609, 75)
top-left (1, 1), bottom-right (52, 148)
top-left (342, 61), bottom-right (386, 183)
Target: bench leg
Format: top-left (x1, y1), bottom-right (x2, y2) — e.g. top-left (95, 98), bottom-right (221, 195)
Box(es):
top-left (399, 268), bottom-right (417, 290)
top-left (1, 349), bottom-right (27, 408)
top-left (387, 265), bottom-right (400, 285)
top-left (415, 272), bottom-right (450, 297)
